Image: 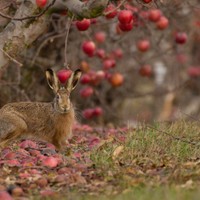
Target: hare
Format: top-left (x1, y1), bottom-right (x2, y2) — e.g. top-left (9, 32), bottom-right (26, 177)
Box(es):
top-left (0, 68), bottom-right (82, 151)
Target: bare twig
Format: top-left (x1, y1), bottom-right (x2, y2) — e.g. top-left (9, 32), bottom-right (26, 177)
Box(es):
top-left (177, 109), bottom-right (200, 123)
top-left (0, 48), bottom-right (23, 67)
top-left (64, 15), bottom-right (74, 69)
top-left (103, 0), bottom-right (127, 16)
top-left (0, 0), bottom-right (56, 21)
top-left (31, 32), bottom-right (66, 67)
top-left (147, 125), bottom-right (200, 147)
top-left (0, 2), bottom-right (13, 11)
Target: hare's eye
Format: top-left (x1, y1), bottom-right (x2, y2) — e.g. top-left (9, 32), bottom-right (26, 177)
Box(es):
top-left (56, 95), bottom-right (60, 100)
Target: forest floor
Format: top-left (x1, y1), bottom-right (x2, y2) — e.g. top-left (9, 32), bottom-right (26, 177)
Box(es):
top-left (0, 120), bottom-right (200, 200)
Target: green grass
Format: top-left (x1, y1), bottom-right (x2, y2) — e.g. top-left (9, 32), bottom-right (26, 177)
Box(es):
top-left (85, 121), bottom-right (200, 200)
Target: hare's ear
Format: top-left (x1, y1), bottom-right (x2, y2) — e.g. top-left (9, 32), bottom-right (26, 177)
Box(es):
top-left (46, 69), bottom-right (59, 92)
top-left (67, 69), bottom-right (82, 91)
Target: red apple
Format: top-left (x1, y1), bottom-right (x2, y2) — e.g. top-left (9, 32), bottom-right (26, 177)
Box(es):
top-left (96, 70), bottom-right (106, 80)
top-left (176, 53), bottom-right (187, 63)
top-left (104, 4), bottom-right (118, 19)
top-left (90, 18), bottom-right (97, 24)
top-left (36, 0), bottom-right (48, 8)
top-left (118, 10), bottom-right (133, 24)
top-left (148, 9), bottom-right (162, 22)
top-left (82, 41), bottom-right (96, 57)
top-left (93, 107), bottom-right (103, 116)
top-left (140, 11), bottom-right (149, 20)
top-left (175, 32), bottom-right (187, 44)
top-left (80, 74), bottom-right (91, 84)
top-left (76, 19), bottom-right (91, 31)
top-left (118, 20), bottom-right (133, 31)
top-left (80, 87), bottom-right (94, 98)
top-left (143, 0), bottom-right (152, 3)
top-left (86, 71), bottom-right (102, 86)
top-left (0, 191), bottom-right (14, 200)
top-left (112, 48), bottom-right (123, 59)
top-left (82, 109), bottom-right (94, 119)
top-left (109, 72), bottom-right (124, 87)
top-left (103, 58), bottom-right (116, 70)
top-left (94, 31), bottom-right (106, 43)
top-left (80, 61), bottom-right (90, 72)
top-left (137, 39), bottom-right (150, 52)
top-left (139, 65), bottom-right (152, 77)
top-left (42, 157), bottom-right (58, 168)
top-left (157, 16), bottom-right (169, 30)
top-left (57, 69), bottom-right (72, 84)
top-left (96, 49), bottom-right (106, 59)
top-left (187, 67), bottom-right (200, 77)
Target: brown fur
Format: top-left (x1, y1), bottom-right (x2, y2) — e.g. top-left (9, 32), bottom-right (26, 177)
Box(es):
top-left (0, 69), bottom-right (81, 150)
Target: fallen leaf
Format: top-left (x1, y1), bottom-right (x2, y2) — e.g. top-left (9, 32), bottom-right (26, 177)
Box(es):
top-left (112, 146), bottom-right (124, 160)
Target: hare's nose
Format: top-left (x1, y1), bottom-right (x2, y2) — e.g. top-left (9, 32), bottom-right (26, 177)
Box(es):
top-left (63, 106), bottom-right (70, 112)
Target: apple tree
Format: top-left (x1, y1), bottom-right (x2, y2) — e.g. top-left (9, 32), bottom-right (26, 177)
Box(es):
top-left (0, 0), bottom-right (199, 124)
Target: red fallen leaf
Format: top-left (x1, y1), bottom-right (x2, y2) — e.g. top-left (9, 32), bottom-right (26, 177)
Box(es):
top-left (0, 185), bottom-right (6, 191)
top-left (107, 128), bottom-right (118, 137)
top-left (3, 152), bottom-right (16, 160)
top-left (88, 137), bottom-right (101, 149)
top-left (21, 161), bottom-right (35, 167)
top-left (46, 143), bottom-right (56, 150)
top-left (0, 191), bottom-right (14, 200)
top-left (37, 155), bottom-right (47, 161)
top-left (40, 189), bottom-right (56, 197)
top-left (4, 159), bottom-right (21, 167)
top-left (11, 187), bottom-right (23, 197)
top-left (73, 152), bottom-right (82, 159)
top-left (71, 173), bottom-right (87, 185)
top-left (36, 178), bottom-right (48, 188)
top-left (19, 172), bottom-right (31, 179)
top-left (29, 149), bottom-right (41, 156)
top-left (57, 167), bottom-right (72, 175)
top-left (1, 147), bottom-right (12, 156)
top-left (73, 123), bottom-right (94, 132)
top-left (28, 169), bottom-right (41, 175)
top-left (16, 149), bottom-right (30, 158)
top-left (19, 140), bottom-right (38, 149)
top-left (54, 175), bottom-right (67, 183)
top-left (41, 156), bottom-right (58, 168)
top-left (117, 135), bottom-right (126, 142)
top-left (69, 135), bottom-right (87, 144)
top-left (73, 163), bottom-right (88, 171)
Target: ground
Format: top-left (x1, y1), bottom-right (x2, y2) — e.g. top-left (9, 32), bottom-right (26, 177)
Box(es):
top-left (0, 121), bottom-right (200, 200)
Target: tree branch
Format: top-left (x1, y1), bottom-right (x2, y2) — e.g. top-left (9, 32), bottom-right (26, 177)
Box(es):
top-left (0, 1), bottom-right (48, 69)
top-left (54, 0), bottom-right (109, 18)
top-left (0, 0), bottom-right (110, 69)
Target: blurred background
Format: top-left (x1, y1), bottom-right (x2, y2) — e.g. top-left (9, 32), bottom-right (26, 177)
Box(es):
top-left (0, 0), bottom-right (199, 125)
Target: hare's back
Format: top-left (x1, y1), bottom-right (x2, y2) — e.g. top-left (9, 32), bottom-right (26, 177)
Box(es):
top-left (0, 102), bottom-right (53, 117)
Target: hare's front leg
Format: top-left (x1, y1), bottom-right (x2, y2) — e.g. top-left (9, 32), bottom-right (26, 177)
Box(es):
top-left (52, 136), bottom-right (68, 151)
top-left (0, 117), bottom-right (27, 148)
top-left (52, 129), bottom-right (72, 151)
